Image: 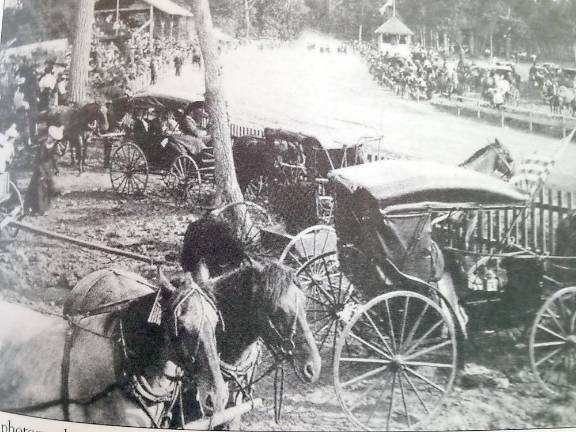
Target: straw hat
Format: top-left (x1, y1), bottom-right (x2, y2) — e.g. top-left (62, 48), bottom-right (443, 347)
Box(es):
top-left (48, 125), bottom-right (64, 141)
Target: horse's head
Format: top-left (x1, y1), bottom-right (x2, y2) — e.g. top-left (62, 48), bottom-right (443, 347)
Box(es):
top-left (159, 272), bottom-right (228, 415)
top-left (85, 101), bottom-right (110, 133)
top-left (253, 263), bottom-right (321, 383)
top-left (460, 139), bottom-right (514, 180)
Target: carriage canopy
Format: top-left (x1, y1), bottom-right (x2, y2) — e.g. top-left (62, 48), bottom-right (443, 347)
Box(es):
top-left (330, 160), bottom-right (528, 285)
top-left (329, 159), bottom-right (528, 213)
top-left (114, 92), bottom-right (204, 113)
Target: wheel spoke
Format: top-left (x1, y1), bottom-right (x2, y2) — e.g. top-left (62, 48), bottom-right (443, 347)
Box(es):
top-left (402, 303), bottom-right (430, 352)
top-left (348, 331), bottom-right (392, 360)
top-left (404, 365), bottom-right (446, 394)
top-left (404, 319), bottom-right (445, 357)
top-left (401, 369), bottom-right (430, 414)
top-left (537, 324), bottom-right (567, 342)
top-left (535, 347), bottom-right (564, 367)
top-left (384, 371), bottom-right (397, 431)
top-left (398, 370), bottom-right (412, 429)
top-left (341, 364), bottom-right (390, 388)
top-left (362, 310), bottom-right (395, 357)
top-left (404, 360), bottom-right (455, 368)
top-left (405, 340), bottom-right (453, 362)
top-left (348, 369), bottom-right (391, 412)
top-left (340, 357), bottom-right (391, 364)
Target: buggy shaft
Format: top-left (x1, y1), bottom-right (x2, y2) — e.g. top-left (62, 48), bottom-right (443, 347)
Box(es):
top-left (6, 219), bottom-right (172, 266)
top-left (184, 398), bottom-right (263, 430)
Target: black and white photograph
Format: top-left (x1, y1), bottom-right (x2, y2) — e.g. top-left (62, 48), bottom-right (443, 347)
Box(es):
top-left (0, 0), bottom-right (576, 430)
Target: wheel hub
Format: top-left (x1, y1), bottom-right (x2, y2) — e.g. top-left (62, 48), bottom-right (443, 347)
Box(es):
top-left (566, 335), bottom-right (576, 348)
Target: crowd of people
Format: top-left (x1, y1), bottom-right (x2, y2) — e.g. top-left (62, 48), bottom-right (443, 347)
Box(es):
top-left (355, 42), bottom-right (522, 108)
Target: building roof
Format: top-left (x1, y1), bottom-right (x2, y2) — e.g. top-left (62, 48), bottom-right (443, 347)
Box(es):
top-left (95, 0), bottom-right (192, 16)
top-left (374, 16), bottom-right (414, 36)
top-left (143, 0), bottom-right (192, 16)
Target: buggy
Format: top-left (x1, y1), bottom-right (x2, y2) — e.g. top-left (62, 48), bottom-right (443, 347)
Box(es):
top-left (293, 158), bottom-right (576, 430)
top-left (106, 92), bottom-right (213, 202)
top-left (0, 171), bottom-right (23, 238)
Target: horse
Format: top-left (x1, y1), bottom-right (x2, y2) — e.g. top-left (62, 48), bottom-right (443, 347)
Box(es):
top-left (459, 138), bottom-right (514, 180)
top-left (542, 80), bottom-right (561, 113)
top-left (180, 215), bottom-right (322, 429)
top-left (65, 102), bottom-right (110, 173)
top-left (0, 268), bottom-right (228, 427)
top-left (43, 103), bottom-right (110, 173)
top-left (557, 86), bottom-right (576, 116)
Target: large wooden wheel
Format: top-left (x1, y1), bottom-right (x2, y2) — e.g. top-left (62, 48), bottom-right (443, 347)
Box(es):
top-left (164, 155), bottom-right (201, 203)
top-left (212, 201), bottom-right (272, 254)
top-left (109, 142), bottom-right (149, 195)
top-left (0, 181), bottom-right (24, 239)
top-left (295, 251), bottom-right (360, 359)
top-left (279, 225), bottom-right (337, 270)
top-left (334, 291), bottom-right (458, 431)
top-left (529, 286), bottom-right (576, 394)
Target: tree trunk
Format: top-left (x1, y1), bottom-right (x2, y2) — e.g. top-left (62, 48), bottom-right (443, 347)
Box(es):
top-left (190, 0), bottom-right (243, 210)
top-left (469, 31), bottom-right (475, 57)
top-left (244, 0), bottom-right (250, 38)
top-left (573, 41), bottom-right (576, 65)
top-left (69, 0), bottom-right (95, 105)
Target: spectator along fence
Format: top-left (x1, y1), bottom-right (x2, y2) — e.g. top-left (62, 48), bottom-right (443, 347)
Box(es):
top-left (431, 94), bottom-right (576, 140)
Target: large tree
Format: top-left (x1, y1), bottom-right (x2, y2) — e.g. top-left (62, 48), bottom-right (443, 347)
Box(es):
top-left (189, 0), bottom-right (244, 210)
top-left (69, 0), bottom-right (95, 105)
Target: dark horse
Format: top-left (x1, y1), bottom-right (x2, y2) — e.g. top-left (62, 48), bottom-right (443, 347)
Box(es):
top-left (46, 102), bottom-right (109, 173)
top-left (232, 128), bottom-right (306, 192)
top-left (180, 215), bottom-right (321, 428)
top-left (0, 269), bottom-right (228, 427)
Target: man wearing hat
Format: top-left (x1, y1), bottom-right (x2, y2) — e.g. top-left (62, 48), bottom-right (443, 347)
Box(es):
top-left (25, 125), bottom-right (63, 216)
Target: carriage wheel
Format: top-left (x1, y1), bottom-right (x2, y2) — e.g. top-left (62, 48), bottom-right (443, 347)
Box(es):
top-left (279, 225), bottom-right (336, 270)
top-left (334, 291), bottom-right (458, 431)
top-left (1, 181), bottom-right (24, 239)
top-left (529, 286), bottom-right (576, 394)
top-left (295, 251), bottom-right (361, 360)
top-left (212, 201), bottom-right (272, 254)
top-left (109, 142), bottom-right (149, 195)
top-left (165, 155), bottom-right (201, 203)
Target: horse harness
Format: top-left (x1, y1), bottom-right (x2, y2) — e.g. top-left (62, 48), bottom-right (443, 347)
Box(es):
top-left (10, 282), bottom-right (216, 429)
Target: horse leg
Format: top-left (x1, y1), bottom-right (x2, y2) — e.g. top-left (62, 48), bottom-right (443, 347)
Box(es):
top-left (80, 135), bottom-right (87, 174)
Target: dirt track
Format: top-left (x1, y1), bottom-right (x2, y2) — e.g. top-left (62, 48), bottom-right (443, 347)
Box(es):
top-left (2, 35), bottom-right (576, 430)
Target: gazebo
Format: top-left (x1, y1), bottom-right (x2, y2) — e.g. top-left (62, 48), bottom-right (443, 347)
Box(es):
top-left (374, 15), bottom-right (414, 57)
top-left (94, 0), bottom-right (193, 43)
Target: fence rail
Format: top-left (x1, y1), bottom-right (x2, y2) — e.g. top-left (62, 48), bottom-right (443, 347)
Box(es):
top-left (431, 94), bottom-right (576, 138)
top-left (437, 187), bottom-right (575, 255)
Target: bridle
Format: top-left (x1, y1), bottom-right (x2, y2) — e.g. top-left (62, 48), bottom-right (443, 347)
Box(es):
top-left (489, 142), bottom-right (513, 179)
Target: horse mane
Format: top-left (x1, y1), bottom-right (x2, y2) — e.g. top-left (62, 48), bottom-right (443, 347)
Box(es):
top-left (459, 140), bottom-right (511, 168)
top-left (206, 259), bottom-right (296, 313)
top-left (252, 260), bottom-right (297, 310)
top-left (459, 142), bottom-right (497, 167)
top-left (181, 213), bottom-right (248, 273)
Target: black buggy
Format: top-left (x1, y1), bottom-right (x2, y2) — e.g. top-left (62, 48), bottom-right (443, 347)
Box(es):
top-left (106, 92), bottom-right (213, 202)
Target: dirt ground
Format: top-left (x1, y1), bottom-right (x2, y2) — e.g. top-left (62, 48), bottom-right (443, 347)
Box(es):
top-left (2, 147), bottom-right (576, 431)
top-left (2, 35), bottom-right (576, 430)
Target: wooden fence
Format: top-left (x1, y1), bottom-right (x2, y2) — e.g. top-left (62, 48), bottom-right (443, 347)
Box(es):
top-left (431, 95), bottom-right (576, 139)
top-left (434, 188), bottom-right (575, 255)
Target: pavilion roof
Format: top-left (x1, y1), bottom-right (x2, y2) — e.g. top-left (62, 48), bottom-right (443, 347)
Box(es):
top-left (374, 16), bottom-right (414, 36)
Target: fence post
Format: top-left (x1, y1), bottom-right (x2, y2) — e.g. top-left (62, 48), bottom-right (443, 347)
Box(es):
top-left (529, 111), bottom-right (533, 133)
top-left (562, 116), bottom-right (567, 138)
top-left (500, 109), bottom-right (505, 128)
top-left (477, 101), bottom-right (481, 119)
